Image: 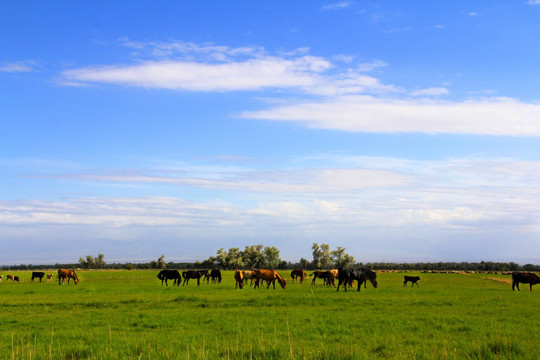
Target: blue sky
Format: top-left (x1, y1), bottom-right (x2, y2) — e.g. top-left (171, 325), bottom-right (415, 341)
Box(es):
top-left (1, 1), bottom-right (540, 265)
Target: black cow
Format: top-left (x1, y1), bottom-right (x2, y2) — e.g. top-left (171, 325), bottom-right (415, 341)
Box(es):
top-left (337, 268), bottom-right (377, 292)
top-left (403, 275), bottom-right (420, 287)
top-left (157, 269), bottom-right (181, 286)
top-left (512, 272), bottom-right (540, 291)
top-left (31, 271), bottom-right (45, 282)
top-left (182, 270), bottom-right (208, 286)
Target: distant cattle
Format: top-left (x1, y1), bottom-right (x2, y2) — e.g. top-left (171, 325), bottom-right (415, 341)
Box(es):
top-left (403, 276), bottom-right (420, 287)
top-left (337, 268), bottom-right (377, 292)
top-left (512, 272), bottom-right (540, 291)
top-left (0, 275), bottom-right (3, 282)
top-left (46, 274), bottom-right (53, 283)
top-left (6, 274), bottom-right (15, 282)
top-left (182, 270), bottom-right (208, 286)
top-left (58, 269), bottom-right (79, 285)
top-left (13, 276), bottom-right (20, 282)
top-left (157, 269), bottom-right (181, 286)
top-left (32, 271), bottom-right (45, 282)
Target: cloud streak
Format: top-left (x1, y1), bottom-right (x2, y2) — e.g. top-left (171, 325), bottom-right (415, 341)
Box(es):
top-left (58, 40), bottom-right (540, 136)
top-left (241, 96), bottom-right (540, 135)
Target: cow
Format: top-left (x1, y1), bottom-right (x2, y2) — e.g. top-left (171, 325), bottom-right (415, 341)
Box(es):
top-left (13, 276), bottom-right (20, 282)
top-left (46, 274), bottom-right (54, 283)
top-left (58, 269), bottom-right (79, 285)
top-left (32, 271), bottom-right (46, 282)
top-left (6, 274), bottom-right (15, 282)
top-left (512, 272), bottom-right (540, 291)
top-left (404, 275), bottom-right (420, 287)
top-left (0, 275), bottom-right (3, 282)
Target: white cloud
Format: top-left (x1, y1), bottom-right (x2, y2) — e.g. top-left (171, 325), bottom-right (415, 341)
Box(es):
top-left (241, 96), bottom-right (540, 135)
top-left (410, 87), bottom-right (449, 97)
top-left (321, 2), bottom-right (351, 11)
top-left (62, 56), bottom-right (331, 91)
top-left (0, 61), bottom-right (36, 72)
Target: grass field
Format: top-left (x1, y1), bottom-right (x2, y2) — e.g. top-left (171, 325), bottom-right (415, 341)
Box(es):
top-left (0, 270), bottom-right (538, 359)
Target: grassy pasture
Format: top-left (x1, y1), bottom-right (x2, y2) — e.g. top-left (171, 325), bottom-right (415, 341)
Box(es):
top-left (0, 270), bottom-right (538, 359)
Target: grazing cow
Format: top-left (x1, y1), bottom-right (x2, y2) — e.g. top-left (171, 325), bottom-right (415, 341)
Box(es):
top-left (6, 274), bottom-right (15, 282)
top-left (210, 269), bottom-right (222, 284)
top-left (46, 274), bottom-right (53, 283)
top-left (253, 269), bottom-right (286, 289)
top-left (512, 272), bottom-right (540, 291)
top-left (182, 270), bottom-right (208, 286)
top-left (13, 276), bottom-right (20, 282)
top-left (157, 269), bottom-right (182, 286)
top-left (234, 270), bottom-right (244, 289)
top-left (32, 271), bottom-right (46, 282)
top-left (337, 268), bottom-right (377, 292)
top-left (58, 269), bottom-right (79, 285)
top-left (403, 276), bottom-right (420, 287)
top-left (290, 268), bottom-right (307, 284)
top-left (0, 275), bottom-right (3, 282)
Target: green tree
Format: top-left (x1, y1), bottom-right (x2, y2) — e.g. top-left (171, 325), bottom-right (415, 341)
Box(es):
top-left (264, 246), bottom-right (281, 269)
top-left (331, 247), bottom-right (355, 268)
top-left (242, 244), bottom-right (266, 269)
top-left (312, 243), bottom-right (332, 269)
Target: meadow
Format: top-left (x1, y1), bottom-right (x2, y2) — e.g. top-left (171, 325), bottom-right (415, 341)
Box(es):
top-left (0, 270), bottom-right (538, 360)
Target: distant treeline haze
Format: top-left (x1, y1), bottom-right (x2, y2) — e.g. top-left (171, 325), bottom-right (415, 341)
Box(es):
top-left (2, 243), bottom-right (538, 272)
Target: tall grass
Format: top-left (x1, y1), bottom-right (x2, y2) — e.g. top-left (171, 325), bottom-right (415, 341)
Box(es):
top-left (0, 270), bottom-right (538, 359)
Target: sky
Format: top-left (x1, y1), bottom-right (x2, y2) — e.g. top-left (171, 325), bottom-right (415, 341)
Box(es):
top-left (1, 1), bottom-right (540, 265)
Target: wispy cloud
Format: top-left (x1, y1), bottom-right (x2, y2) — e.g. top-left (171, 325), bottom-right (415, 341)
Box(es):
top-left (0, 61), bottom-right (37, 73)
top-left (241, 96), bottom-right (540, 135)
top-left (59, 40), bottom-right (540, 136)
top-left (321, 2), bottom-right (351, 11)
top-left (3, 156), bottom-right (539, 231)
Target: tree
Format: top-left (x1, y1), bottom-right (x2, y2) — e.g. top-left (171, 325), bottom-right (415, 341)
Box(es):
top-left (264, 246), bottom-right (281, 269)
top-left (94, 253), bottom-right (106, 269)
top-left (331, 247), bottom-right (355, 268)
top-left (150, 254), bottom-right (166, 269)
top-left (311, 243), bottom-right (332, 269)
top-left (242, 245), bottom-right (266, 269)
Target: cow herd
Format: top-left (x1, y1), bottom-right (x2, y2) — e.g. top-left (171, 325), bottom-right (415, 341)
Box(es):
top-left (1, 269), bottom-right (538, 292)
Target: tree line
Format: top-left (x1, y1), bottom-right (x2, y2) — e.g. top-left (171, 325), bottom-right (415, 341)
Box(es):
top-left (1, 244), bottom-right (538, 272)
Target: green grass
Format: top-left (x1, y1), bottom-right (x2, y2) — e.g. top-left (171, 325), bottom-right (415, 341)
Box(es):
top-left (0, 270), bottom-right (538, 359)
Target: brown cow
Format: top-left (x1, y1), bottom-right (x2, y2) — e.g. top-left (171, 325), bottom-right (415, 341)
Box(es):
top-left (512, 272), bottom-right (540, 291)
top-left (58, 269), bottom-right (79, 285)
top-left (46, 274), bottom-right (54, 283)
top-left (6, 274), bottom-right (15, 282)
